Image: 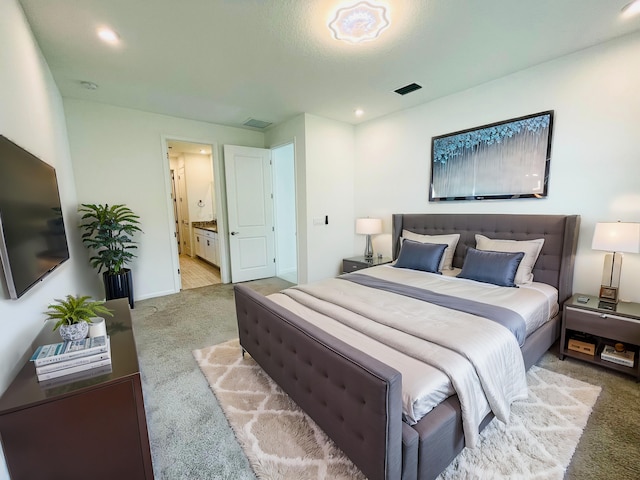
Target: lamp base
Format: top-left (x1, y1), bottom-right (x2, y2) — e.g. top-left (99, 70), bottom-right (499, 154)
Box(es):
top-left (598, 300), bottom-right (617, 311)
top-left (599, 285), bottom-right (619, 304)
top-left (363, 234), bottom-right (373, 259)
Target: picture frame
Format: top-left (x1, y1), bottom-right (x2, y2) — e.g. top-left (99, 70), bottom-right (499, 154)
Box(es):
top-left (429, 111), bottom-right (554, 202)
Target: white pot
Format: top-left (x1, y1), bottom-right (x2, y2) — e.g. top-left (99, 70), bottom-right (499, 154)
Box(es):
top-left (88, 317), bottom-right (107, 338)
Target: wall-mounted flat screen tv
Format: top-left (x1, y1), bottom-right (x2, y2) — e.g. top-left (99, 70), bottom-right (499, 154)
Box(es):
top-left (0, 135), bottom-right (70, 299)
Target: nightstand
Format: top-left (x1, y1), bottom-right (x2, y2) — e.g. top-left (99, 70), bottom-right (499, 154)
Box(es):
top-left (560, 294), bottom-right (640, 381)
top-left (342, 255), bottom-right (393, 274)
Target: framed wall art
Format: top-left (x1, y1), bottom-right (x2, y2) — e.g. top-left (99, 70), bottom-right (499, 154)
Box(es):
top-left (429, 110), bottom-right (554, 201)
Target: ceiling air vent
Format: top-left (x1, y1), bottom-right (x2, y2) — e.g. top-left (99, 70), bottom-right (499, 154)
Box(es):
top-left (394, 83), bottom-right (422, 96)
top-left (243, 118), bottom-right (272, 129)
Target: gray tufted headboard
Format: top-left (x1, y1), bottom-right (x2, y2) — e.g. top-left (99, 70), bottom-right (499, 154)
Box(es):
top-left (392, 213), bottom-right (580, 305)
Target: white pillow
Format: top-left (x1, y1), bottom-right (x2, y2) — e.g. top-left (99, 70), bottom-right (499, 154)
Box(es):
top-left (474, 234), bottom-right (544, 285)
top-left (401, 230), bottom-right (460, 270)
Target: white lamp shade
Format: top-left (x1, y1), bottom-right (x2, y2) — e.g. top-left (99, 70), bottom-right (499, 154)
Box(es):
top-left (592, 222), bottom-right (640, 253)
top-left (356, 218), bottom-right (382, 235)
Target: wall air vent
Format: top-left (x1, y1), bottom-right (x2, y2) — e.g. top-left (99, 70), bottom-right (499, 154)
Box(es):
top-left (243, 118), bottom-right (273, 129)
top-left (394, 83), bottom-right (422, 96)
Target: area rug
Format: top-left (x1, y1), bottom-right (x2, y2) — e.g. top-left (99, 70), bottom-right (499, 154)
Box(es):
top-left (194, 339), bottom-right (601, 480)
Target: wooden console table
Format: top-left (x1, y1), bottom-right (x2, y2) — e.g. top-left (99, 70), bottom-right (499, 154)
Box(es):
top-left (0, 299), bottom-right (154, 480)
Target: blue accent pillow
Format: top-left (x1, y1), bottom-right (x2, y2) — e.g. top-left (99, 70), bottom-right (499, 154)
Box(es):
top-left (458, 248), bottom-right (525, 287)
top-left (394, 240), bottom-right (447, 274)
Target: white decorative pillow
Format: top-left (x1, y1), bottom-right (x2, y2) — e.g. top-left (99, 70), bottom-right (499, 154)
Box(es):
top-left (474, 234), bottom-right (545, 285)
top-left (401, 230), bottom-right (460, 270)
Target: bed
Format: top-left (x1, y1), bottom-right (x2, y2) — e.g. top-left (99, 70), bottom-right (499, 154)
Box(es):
top-left (234, 213), bottom-right (580, 480)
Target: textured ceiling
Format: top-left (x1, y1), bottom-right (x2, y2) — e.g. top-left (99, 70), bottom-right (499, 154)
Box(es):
top-left (19, 0), bottom-right (640, 130)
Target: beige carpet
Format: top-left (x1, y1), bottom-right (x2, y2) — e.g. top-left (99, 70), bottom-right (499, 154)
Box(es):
top-left (194, 339), bottom-right (601, 480)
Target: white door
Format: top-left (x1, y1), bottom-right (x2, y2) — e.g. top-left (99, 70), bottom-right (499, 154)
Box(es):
top-left (224, 145), bottom-right (275, 283)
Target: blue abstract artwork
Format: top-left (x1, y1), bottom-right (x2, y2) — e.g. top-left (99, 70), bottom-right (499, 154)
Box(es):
top-left (430, 111), bottom-right (554, 201)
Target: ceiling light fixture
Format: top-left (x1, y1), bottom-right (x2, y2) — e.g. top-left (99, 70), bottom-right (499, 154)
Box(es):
top-left (329, 1), bottom-right (390, 44)
top-left (97, 27), bottom-right (120, 45)
top-left (80, 81), bottom-right (98, 90)
top-left (354, 108), bottom-right (364, 117)
top-left (622, 0), bottom-right (640, 17)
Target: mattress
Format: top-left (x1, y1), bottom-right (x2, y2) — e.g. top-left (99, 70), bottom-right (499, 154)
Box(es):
top-left (268, 265), bottom-right (558, 426)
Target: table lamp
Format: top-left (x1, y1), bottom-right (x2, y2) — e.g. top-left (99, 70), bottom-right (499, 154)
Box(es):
top-left (356, 218), bottom-right (382, 259)
top-left (591, 221), bottom-right (640, 308)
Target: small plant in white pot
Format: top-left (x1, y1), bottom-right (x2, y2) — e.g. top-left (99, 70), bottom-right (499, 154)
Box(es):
top-left (45, 295), bottom-right (113, 341)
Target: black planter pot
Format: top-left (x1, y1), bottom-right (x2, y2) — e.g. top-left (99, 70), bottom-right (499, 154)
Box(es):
top-left (103, 268), bottom-right (134, 309)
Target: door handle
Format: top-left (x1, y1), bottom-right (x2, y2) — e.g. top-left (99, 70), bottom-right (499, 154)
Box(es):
top-left (231, 231), bottom-right (239, 235)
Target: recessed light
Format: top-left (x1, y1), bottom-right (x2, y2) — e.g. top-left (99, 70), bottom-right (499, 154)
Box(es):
top-left (97, 27), bottom-right (120, 45)
top-left (200, 149), bottom-right (206, 154)
top-left (622, 0), bottom-right (640, 17)
top-left (354, 109), bottom-right (364, 117)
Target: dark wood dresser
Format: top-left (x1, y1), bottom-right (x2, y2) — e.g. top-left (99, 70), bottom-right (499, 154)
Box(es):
top-left (0, 299), bottom-right (154, 479)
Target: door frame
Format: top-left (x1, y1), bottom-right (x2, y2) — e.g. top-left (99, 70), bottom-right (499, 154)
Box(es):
top-left (270, 141), bottom-right (298, 284)
top-left (160, 134), bottom-right (229, 293)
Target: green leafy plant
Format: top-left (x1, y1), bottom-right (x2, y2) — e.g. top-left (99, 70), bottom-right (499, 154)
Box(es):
top-left (45, 295), bottom-right (113, 331)
top-left (78, 204), bottom-right (142, 274)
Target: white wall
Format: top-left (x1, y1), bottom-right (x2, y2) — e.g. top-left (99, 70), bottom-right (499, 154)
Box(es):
top-left (0, 0), bottom-right (92, 476)
top-left (354, 32), bottom-right (640, 302)
top-left (64, 99), bottom-right (264, 299)
top-left (304, 114), bottom-right (356, 282)
top-left (184, 152), bottom-right (215, 222)
top-left (267, 113), bottom-right (356, 283)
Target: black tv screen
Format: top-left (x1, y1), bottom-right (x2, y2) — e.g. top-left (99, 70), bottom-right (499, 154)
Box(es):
top-left (0, 135), bottom-right (70, 299)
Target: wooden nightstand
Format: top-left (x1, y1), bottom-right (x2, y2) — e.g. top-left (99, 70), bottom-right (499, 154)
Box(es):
top-left (342, 255), bottom-right (393, 274)
top-left (560, 294), bottom-right (640, 380)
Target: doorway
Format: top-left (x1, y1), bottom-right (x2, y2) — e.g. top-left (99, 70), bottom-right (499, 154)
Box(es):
top-left (223, 143), bottom-right (298, 284)
top-left (272, 143), bottom-right (298, 284)
top-left (166, 139), bottom-right (222, 290)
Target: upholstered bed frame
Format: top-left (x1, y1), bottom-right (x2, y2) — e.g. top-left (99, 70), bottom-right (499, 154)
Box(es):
top-left (234, 213), bottom-right (580, 480)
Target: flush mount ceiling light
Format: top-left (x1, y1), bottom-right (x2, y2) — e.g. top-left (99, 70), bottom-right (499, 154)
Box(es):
top-left (80, 80), bottom-right (98, 90)
top-left (329, 1), bottom-right (390, 43)
top-left (622, 0), bottom-right (640, 17)
top-left (97, 27), bottom-right (120, 45)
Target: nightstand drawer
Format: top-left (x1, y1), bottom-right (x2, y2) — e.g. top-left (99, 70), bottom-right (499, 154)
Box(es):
top-left (565, 307), bottom-right (640, 344)
top-left (342, 259), bottom-right (369, 273)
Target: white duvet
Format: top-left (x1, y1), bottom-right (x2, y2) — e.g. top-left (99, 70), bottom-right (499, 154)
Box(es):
top-left (268, 265), bottom-right (557, 447)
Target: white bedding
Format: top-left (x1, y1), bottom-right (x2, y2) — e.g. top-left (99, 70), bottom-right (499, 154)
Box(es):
top-left (268, 265), bottom-right (558, 445)
top-left (381, 265), bottom-right (559, 335)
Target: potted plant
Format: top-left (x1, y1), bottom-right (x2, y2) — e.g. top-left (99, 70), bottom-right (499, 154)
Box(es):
top-left (78, 203), bottom-right (142, 308)
top-left (45, 295), bottom-right (113, 341)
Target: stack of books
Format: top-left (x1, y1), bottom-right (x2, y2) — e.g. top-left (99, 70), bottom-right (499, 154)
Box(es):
top-left (30, 335), bottom-right (111, 382)
top-left (600, 344), bottom-right (635, 368)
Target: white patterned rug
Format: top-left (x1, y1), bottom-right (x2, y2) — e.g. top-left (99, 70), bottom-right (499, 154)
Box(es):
top-left (194, 339), bottom-right (601, 480)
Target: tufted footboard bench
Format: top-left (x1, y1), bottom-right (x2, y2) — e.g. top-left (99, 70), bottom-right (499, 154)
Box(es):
top-left (234, 284), bottom-right (413, 480)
